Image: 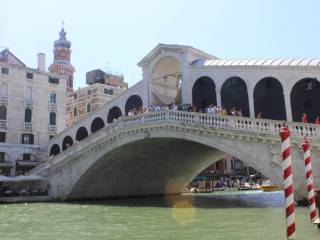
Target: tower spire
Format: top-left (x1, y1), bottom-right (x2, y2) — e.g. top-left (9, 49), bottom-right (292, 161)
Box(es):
top-left (48, 26), bottom-right (75, 93)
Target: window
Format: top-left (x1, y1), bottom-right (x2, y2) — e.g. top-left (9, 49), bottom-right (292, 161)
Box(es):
top-left (24, 109), bottom-right (32, 123)
top-left (0, 106), bottom-right (7, 120)
top-left (74, 94), bottom-right (77, 100)
top-left (87, 103), bottom-right (91, 113)
top-left (0, 132), bottom-right (5, 142)
top-left (49, 112), bottom-right (56, 125)
top-left (50, 91), bottom-right (56, 103)
top-left (74, 107), bottom-right (77, 116)
top-left (48, 76), bottom-right (59, 84)
top-left (26, 72), bottom-right (33, 79)
top-left (104, 88), bottom-right (113, 95)
top-left (23, 153), bottom-right (31, 160)
top-left (22, 134), bottom-right (34, 144)
top-left (49, 135), bottom-right (54, 139)
top-left (0, 83), bottom-right (8, 97)
top-left (1, 67), bottom-right (9, 74)
top-left (0, 152), bottom-right (5, 162)
top-left (87, 90), bottom-right (91, 95)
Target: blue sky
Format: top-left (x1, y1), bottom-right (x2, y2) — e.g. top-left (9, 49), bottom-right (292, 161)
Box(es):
top-left (2, 0), bottom-right (320, 88)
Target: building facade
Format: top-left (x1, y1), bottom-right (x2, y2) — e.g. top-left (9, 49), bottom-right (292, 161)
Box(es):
top-left (66, 69), bottom-right (127, 127)
top-left (0, 49), bottom-right (68, 176)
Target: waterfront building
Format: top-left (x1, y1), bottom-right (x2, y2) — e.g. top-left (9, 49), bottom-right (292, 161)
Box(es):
top-left (66, 69), bottom-right (128, 127)
top-left (0, 48), bottom-right (68, 176)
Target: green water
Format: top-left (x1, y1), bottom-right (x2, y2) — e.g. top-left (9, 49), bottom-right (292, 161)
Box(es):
top-left (0, 191), bottom-right (319, 240)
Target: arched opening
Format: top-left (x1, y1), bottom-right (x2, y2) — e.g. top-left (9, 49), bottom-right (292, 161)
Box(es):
top-left (192, 76), bottom-right (217, 111)
top-left (107, 106), bottom-right (122, 123)
top-left (50, 144), bottom-right (61, 156)
top-left (125, 95), bottom-right (143, 114)
top-left (62, 136), bottom-right (74, 151)
top-left (254, 77), bottom-right (286, 120)
top-left (150, 56), bottom-right (182, 106)
top-left (87, 103), bottom-right (91, 113)
top-left (291, 77), bottom-right (320, 122)
top-left (0, 106), bottom-right (7, 120)
top-left (76, 127), bottom-right (88, 141)
top-left (49, 112), bottom-right (56, 125)
top-left (221, 77), bottom-right (250, 116)
top-left (68, 137), bottom-right (273, 201)
top-left (90, 117), bottom-right (105, 133)
top-left (24, 108), bottom-right (32, 123)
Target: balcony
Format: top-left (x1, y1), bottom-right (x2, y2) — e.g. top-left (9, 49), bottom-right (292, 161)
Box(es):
top-left (24, 122), bottom-right (32, 131)
top-left (24, 98), bottom-right (33, 108)
top-left (0, 120), bottom-right (7, 129)
top-left (48, 103), bottom-right (57, 112)
top-left (0, 96), bottom-right (8, 105)
top-left (48, 125), bottom-right (57, 134)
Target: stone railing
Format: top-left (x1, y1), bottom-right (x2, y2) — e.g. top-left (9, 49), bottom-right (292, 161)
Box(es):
top-left (28, 111), bottom-right (320, 176)
top-left (105, 111), bottom-right (320, 139)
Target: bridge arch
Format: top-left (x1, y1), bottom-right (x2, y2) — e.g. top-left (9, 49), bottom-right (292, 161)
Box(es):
top-left (90, 117), bottom-right (105, 133)
top-left (125, 95), bottom-right (143, 114)
top-left (76, 127), bottom-right (88, 141)
top-left (150, 56), bottom-right (182, 106)
top-left (107, 106), bottom-right (122, 123)
top-left (254, 77), bottom-right (286, 120)
top-left (51, 124), bottom-right (282, 200)
top-left (62, 136), bottom-right (73, 151)
top-left (50, 144), bottom-right (61, 156)
top-left (221, 76), bottom-right (249, 116)
top-left (192, 76), bottom-right (217, 111)
top-left (291, 77), bottom-right (320, 122)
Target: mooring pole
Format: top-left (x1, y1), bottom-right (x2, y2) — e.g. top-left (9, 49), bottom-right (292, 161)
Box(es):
top-left (301, 138), bottom-right (318, 222)
top-left (279, 126), bottom-right (296, 239)
top-left (315, 189), bottom-right (320, 229)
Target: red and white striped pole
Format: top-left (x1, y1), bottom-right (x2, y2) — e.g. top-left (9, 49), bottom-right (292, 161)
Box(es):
top-left (301, 138), bottom-right (319, 222)
top-left (279, 126), bottom-right (296, 240)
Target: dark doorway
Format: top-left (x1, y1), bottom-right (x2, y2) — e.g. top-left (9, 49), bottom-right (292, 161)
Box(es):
top-left (90, 117), bottom-right (105, 133)
top-left (192, 76), bottom-right (217, 111)
top-left (50, 144), bottom-right (61, 156)
top-left (76, 127), bottom-right (88, 141)
top-left (107, 106), bottom-right (122, 123)
top-left (254, 77), bottom-right (286, 120)
top-left (62, 136), bottom-right (73, 151)
top-left (221, 77), bottom-right (250, 116)
top-left (291, 78), bottom-right (320, 122)
top-left (125, 95), bottom-right (143, 114)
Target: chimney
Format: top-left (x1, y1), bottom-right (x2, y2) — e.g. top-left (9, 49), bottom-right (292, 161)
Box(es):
top-left (37, 53), bottom-right (46, 71)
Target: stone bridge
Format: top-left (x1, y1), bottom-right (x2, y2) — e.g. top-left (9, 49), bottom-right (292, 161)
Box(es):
top-left (29, 111), bottom-right (320, 201)
top-left (27, 43), bottom-right (320, 201)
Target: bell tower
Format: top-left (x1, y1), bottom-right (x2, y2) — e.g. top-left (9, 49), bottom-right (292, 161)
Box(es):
top-left (49, 25), bottom-right (75, 93)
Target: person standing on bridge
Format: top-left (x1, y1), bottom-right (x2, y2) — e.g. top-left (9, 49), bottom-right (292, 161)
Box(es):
top-left (301, 113), bottom-right (308, 123)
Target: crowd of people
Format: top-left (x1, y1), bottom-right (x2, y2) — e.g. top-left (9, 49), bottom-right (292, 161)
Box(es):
top-left (124, 104), bottom-right (320, 125)
top-left (125, 103), bottom-right (244, 118)
top-left (301, 113), bottom-right (320, 124)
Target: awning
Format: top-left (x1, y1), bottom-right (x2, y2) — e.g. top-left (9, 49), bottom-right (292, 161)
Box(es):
top-left (0, 162), bottom-right (14, 168)
top-left (16, 161), bottom-right (39, 167)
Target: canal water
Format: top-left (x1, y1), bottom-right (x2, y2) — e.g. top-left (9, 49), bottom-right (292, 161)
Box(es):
top-left (0, 191), bottom-right (319, 240)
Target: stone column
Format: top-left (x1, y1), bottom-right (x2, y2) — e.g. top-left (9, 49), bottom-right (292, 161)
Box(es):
top-left (284, 88), bottom-right (292, 122)
top-left (180, 51), bottom-right (192, 104)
